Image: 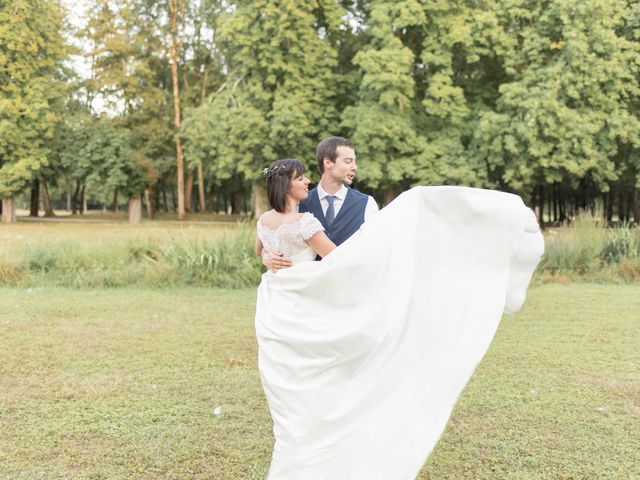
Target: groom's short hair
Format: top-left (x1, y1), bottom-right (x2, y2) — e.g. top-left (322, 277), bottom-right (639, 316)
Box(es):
top-left (316, 136), bottom-right (354, 174)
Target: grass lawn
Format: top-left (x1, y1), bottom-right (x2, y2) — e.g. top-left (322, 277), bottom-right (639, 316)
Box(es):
top-left (0, 219), bottom-right (238, 249)
top-left (1, 284), bottom-right (638, 479)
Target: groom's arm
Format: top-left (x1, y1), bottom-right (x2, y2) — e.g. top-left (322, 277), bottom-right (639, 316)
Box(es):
top-left (261, 250), bottom-right (293, 272)
top-left (256, 233), bottom-right (292, 271)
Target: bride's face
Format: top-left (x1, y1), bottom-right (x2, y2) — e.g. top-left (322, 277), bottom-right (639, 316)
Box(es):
top-left (289, 172), bottom-right (310, 202)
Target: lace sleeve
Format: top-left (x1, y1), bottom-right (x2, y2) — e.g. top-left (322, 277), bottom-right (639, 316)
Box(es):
top-left (299, 213), bottom-right (324, 241)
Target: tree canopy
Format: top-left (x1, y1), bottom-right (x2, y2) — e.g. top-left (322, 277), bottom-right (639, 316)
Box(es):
top-left (1, 0), bottom-right (639, 223)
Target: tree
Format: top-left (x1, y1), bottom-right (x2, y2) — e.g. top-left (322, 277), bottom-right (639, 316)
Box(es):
top-left (470, 0), bottom-right (640, 222)
top-left (342, 0), bottom-right (427, 204)
top-left (0, 0), bottom-right (67, 222)
top-left (82, 117), bottom-right (146, 222)
top-left (182, 0), bottom-right (344, 216)
top-left (82, 0), bottom-right (175, 217)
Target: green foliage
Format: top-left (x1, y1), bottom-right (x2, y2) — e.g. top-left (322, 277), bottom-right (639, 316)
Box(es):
top-left (342, 0), bottom-right (426, 191)
top-left (539, 210), bottom-right (640, 280)
top-left (541, 210), bottom-right (606, 275)
top-left (0, 0), bottom-right (68, 197)
top-left (601, 223), bottom-right (640, 263)
top-left (471, 0), bottom-right (640, 194)
top-left (181, 0), bottom-right (343, 187)
top-left (3, 0), bottom-right (640, 216)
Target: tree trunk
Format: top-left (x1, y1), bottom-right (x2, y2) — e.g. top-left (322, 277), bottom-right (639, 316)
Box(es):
top-left (632, 187), bottom-right (639, 225)
top-left (618, 188), bottom-right (627, 222)
top-left (559, 187), bottom-right (566, 222)
top-left (196, 66), bottom-right (208, 213)
top-left (30, 178), bottom-right (40, 217)
top-left (128, 197), bottom-right (142, 224)
top-left (197, 160), bottom-right (205, 212)
top-left (232, 189), bottom-right (243, 214)
top-left (252, 180), bottom-right (269, 218)
top-left (66, 181), bottom-right (71, 211)
top-left (604, 189), bottom-right (613, 223)
top-left (111, 189), bottom-right (119, 212)
top-left (144, 188), bottom-right (154, 219)
top-left (538, 185), bottom-right (545, 228)
top-left (42, 181), bottom-right (55, 217)
top-left (81, 184), bottom-right (87, 214)
top-left (162, 189), bottom-right (169, 212)
top-left (1, 198), bottom-right (16, 223)
top-left (152, 185), bottom-right (161, 215)
top-left (552, 183), bottom-right (558, 224)
top-left (72, 181), bottom-right (81, 215)
top-left (185, 168), bottom-right (194, 212)
top-left (168, 0), bottom-right (185, 220)
top-left (383, 185), bottom-right (396, 207)
top-left (207, 183), bottom-right (216, 212)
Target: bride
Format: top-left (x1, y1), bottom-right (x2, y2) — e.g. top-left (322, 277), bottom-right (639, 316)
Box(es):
top-left (255, 158), bottom-right (335, 266)
top-left (255, 159), bottom-right (544, 479)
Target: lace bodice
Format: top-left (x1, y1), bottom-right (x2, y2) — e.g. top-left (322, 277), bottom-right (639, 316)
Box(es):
top-left (257, 212), bottom-right (324, 264)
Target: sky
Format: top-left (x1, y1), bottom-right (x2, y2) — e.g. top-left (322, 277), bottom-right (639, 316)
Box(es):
top-left (62, 0), bottom-right (90, 79)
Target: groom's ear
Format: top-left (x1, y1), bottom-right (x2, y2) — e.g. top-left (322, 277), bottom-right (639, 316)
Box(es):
top-left (323, 157), bottom-right (333, 171)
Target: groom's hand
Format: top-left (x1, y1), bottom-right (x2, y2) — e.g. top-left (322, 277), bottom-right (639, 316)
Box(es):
top-left (262, 250), bottom-right (293, 272)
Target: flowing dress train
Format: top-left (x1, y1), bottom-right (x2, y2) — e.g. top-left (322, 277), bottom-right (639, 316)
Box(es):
top-left (255, 186), bottom-right (544, 479)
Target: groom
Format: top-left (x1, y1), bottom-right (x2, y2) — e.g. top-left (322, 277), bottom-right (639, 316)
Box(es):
top-left (262, 136), bottom-right (378, 271)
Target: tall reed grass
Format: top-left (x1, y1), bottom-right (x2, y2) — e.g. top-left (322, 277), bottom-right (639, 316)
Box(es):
top-left (2, 215), bottom-right (639, 287)
top-left (0, 226), bottom-right (263, 288)
top-left (539, 211), bottom-right (640, 282)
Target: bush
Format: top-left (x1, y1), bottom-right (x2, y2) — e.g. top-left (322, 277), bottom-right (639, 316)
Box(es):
top-left (538, 211), bottom-right (640, 283)
top-left (601, 223), bottom-right (640, 264)
top-left (540, 211), bottom-right (605, 276)
top-left (1, 226), bottom-right (263, 288)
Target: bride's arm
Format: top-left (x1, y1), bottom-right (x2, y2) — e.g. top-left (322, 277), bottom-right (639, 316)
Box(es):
top-left (307, 231), bottom-right (336, 258)
top-left (255, 235), bottom-right (264, 256)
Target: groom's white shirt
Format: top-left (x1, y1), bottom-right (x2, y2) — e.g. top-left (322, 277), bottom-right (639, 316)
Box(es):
top-left (316, 183), bottom-right (379, 222)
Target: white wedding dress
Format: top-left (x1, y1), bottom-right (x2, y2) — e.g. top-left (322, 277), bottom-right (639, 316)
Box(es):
top-left (255, 186), bottom-right (544, 480)
top-left (257, 212), bottom-right (323, 266)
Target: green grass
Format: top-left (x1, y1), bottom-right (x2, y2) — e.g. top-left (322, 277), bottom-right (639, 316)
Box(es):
top-left (1, 285), bottom-right (638, 479)
top-left (420, 284), bottom-right (640, 479)
top-left (0, 220), bottom-right (237, 246)
top-left (0, 226), bottom-right (262, 288)
top-left (3, 217), bottom-right (640, 287)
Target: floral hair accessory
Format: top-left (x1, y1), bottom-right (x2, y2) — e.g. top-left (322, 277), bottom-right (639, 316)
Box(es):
top-left (263, 163), bottom-right (288, 179)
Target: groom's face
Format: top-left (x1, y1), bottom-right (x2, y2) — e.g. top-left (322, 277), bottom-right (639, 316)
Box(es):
top-left (325, 146), bottom-right (357, 185)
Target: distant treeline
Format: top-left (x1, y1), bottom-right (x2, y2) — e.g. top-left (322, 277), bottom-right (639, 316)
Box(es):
top-left (1, 0), bottom-right (639, 224)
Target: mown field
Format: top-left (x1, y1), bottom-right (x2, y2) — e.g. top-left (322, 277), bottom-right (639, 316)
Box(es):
top-left (1, 284), bottom-right (638, 479)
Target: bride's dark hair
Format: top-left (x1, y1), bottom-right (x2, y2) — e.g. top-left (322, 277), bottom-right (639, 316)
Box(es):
top-left (264, 159), bottom-right (305, 213)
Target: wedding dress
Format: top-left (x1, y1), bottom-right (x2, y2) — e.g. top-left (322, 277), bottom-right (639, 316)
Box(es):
top-left (255, 186), bottom-right (544, 480)
top-left (257, 212), bottom-right (322, 265)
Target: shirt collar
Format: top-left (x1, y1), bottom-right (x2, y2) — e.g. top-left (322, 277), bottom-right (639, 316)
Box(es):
top-left (317, 183), bottom-right (347, 200)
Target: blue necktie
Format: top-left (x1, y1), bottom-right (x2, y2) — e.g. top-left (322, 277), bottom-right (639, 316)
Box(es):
top-left (325, 195), bottom-right (336, 225)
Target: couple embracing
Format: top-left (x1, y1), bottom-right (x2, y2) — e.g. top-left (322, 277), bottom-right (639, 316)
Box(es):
top-left (254, 136), bottom-right (544, 479)
top-left (257, 136), bottom-right (377, 271)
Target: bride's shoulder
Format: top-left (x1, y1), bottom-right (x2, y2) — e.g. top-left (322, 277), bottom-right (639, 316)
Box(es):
top-left (257, 209), bottom-right (277, 228)
top-left (300, 212), bottom-right (321, 224)
top-left (299, 212), bottom-right (324, 238)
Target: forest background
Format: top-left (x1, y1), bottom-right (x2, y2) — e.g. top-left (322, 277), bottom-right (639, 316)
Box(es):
top-left (2, 4), bottom-right (639, 477)
top-left (1, 0), bottom-right (639, 226)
